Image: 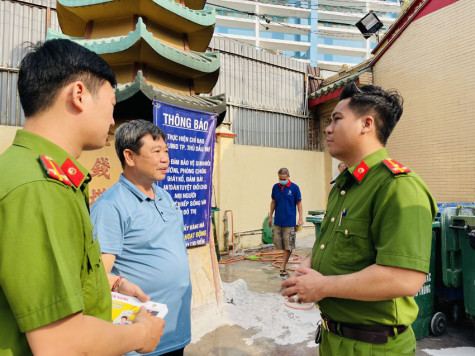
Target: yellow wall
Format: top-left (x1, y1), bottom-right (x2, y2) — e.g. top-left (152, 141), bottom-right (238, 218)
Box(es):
top-left (373, 0), bottom-right (475, 203)
top-left (0, 126), bottom-right (19, 153)
top-left (213, 128), bottom-right (327, 251)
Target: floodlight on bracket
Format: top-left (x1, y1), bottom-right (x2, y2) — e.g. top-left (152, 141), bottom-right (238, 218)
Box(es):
top-left (355, 11), bottom-right (384, 40)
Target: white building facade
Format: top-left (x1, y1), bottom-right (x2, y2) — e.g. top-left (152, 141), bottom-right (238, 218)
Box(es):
top-left (207, 0), bottom-right (401, 76)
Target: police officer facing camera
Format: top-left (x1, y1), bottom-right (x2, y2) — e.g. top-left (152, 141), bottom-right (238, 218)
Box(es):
top-left (281, 83), bottom-right (437, 355)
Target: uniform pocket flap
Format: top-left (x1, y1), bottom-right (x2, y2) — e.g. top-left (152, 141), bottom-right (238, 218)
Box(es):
top-left (334, 217), bottom-right (370, 238)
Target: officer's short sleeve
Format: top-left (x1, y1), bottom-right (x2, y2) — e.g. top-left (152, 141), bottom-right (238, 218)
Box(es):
top-left (90, 199), bottom-right (125, 255)
top-left (0, 182), bottom-right (85, 332)
top-left (372, 176), bottom-right (435, 273)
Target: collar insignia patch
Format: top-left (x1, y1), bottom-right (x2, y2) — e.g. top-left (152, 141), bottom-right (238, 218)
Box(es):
top-left (61, 158), bottom-right (85, 188)
top-left (352, 160), bottom-right (369, 182)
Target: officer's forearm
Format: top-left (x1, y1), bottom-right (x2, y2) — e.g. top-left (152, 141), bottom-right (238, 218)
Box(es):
top-left (26, 311), bottom-right (161, 355)
top-left (300, 254), bottom-right (312, 269)
top-left (321, 264), bottom-right (426, 301)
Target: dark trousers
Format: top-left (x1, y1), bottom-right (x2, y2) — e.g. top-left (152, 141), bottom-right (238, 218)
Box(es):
top-left (161, 347), bottom-right (184, 356)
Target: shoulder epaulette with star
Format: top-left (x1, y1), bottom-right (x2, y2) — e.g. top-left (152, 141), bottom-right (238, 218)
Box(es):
top-left (39, 155), bottom-right (85, 188)
top-left (39, 155), bottom-right (72, 186)
top-left (382, 158), bottom-right (411, 175)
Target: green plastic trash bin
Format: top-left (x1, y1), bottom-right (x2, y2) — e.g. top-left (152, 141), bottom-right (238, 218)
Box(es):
top-left (262, 215), bottom-right (274, 244)
top-left (412, 221), bottom-right (447, 338)
top-left (306, 210), bottom-right (325, 239)
top-left (443, 206), bottom-right (475, 319)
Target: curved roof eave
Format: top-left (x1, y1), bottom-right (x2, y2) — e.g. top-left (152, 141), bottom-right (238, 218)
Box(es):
top-left (57, 0), bottom-right (215, 49)
top-left (115, 71), bottom-right (227, 125)
top-left (46, 18), bottom-right (220, 76)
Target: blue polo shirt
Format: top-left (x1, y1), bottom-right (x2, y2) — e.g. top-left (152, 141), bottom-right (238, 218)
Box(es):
top-left (271, 181), bottom-right (301, 227)
top-left (90, 174), bottom-right (192, 355)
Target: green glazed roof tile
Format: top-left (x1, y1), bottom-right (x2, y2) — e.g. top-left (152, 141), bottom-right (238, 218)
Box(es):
top-left (47, 17), bottom-right (220, 77)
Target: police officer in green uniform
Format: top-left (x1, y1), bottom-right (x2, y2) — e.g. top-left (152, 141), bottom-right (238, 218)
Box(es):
top-left (0, 39), bottom-right (164, 355)
top-left (281, 83), bottom-right (437, 355)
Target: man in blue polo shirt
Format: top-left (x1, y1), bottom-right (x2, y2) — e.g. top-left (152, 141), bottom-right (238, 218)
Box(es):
top-left (268, 168), bottom-right (303, 277)
top-left (91, 120), bottom-right (192, 356)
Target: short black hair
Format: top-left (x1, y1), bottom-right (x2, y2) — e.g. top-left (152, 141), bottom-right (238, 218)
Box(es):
top-left (114, 120), bottom-right (167, 168)
top-left (18, 39), bottom-right (116, 117)
top-left (339, 82), bottom-right (403, 145)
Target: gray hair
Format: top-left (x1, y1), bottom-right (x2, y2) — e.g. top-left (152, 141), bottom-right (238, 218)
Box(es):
top-left (278, 167), bottom-right (290, 176)
top-left (114, 119), bottom-right (166, 168)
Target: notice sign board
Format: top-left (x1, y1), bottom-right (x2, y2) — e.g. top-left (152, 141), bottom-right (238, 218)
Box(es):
top-left (153, 100), bottom-right (217, 247)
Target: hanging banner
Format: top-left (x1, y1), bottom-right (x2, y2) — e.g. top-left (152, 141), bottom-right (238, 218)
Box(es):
top-left (153, 100), bottom-right (217, 247)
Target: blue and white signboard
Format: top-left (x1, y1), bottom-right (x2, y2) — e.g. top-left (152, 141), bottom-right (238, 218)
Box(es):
top-left (153, 100), bottom-right (217, 247)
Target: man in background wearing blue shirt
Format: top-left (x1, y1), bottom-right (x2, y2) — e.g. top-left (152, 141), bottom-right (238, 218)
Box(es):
top-left (91, 120), bottom-right (192, 356)
top-left (268, 168), bottom-right (303, 277)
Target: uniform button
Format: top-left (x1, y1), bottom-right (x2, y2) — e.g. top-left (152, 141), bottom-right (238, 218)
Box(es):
top-left (345, 229), bottom-right (348, 235)
top-left (320, 244), bottom-right (325, 249)
top-left (340, 190), bottom-right (346, 195)
top-left (331, 217), bottom-right (335, 222)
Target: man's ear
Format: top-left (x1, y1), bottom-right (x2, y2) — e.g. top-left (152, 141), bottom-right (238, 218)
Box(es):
top-left (71, 81), bottom-right (86, 112)
top-left (123, 149), bottom-right (135, 167)
top-left (361, 116), bottom-right (374, 134)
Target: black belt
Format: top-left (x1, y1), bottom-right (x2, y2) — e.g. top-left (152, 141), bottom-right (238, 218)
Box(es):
top-left (321, 317), bottom-right (408, 344)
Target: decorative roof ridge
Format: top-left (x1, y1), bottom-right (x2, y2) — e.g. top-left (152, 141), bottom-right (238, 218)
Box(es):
top-left (47, 18), bottom-right (220, 74)
top-left (321, 58), bottom-right (372, 87)
top-left (57, 0), bottom-right (215, 25)
top-left (309, 67), bottom-right (372, 100)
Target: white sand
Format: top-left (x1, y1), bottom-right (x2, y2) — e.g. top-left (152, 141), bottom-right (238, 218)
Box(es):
top-left (190, 279), bottom-right (320, 346)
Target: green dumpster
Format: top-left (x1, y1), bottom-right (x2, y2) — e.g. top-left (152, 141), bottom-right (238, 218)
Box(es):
top-left (306, 210), bottom-right (325, 238)
top-left (412, 221), bottom-right (446, 338)
top-left (442, 205), bottom-right (475, 319)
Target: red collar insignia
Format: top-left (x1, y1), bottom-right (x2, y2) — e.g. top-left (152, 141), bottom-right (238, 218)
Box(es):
top-left (61, 158), bottom-right (85, 188)
top-left (352, 161), bottom-right (369, 182)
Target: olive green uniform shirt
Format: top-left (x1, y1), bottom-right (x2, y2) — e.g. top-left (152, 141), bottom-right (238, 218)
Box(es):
top-left (312, 148), bottom-right (436, 327)
top-left (0, 130), bottom-right (111, 355)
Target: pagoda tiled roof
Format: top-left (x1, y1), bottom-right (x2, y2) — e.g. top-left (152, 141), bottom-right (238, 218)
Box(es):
top-left (47, 17), bottom-right (220, 93)
top-left (57, 0), bottom-right (215, 51)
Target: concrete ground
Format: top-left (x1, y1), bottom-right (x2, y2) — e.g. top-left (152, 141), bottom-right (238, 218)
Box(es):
top-left (185, 229), bottom-right (475, 356)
